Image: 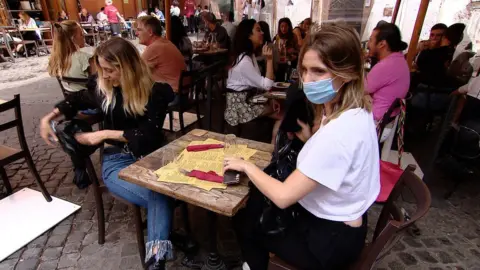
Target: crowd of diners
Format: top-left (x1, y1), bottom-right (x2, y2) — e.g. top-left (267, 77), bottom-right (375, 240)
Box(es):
top-left (31, 3), bottom-right (480, 269)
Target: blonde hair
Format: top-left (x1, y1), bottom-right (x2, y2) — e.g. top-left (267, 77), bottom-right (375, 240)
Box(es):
top-left (298, 23), bottom-right (371, 125)
top-left (18, 11), bottom-right (30, 22)
top-left (94, 37), bottom-right (153, 116)
top-left (47, 21), bottom-right (81, 77)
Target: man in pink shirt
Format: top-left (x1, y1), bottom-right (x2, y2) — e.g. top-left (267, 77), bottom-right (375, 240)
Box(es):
top-left (366, 23), bottom-right (410, 121)
top-left (104, 0), bottom-right (124, 36)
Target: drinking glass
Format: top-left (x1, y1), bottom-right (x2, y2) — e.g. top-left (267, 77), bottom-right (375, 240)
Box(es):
top-left (162, 148), bottom-right (175, 167)
top-left (224, 134), bottom-right (237, 158)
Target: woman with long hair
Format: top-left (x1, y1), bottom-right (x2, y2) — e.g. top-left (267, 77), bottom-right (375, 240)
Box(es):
top-left (227, 23), bottom-right (380, 270)
top-left (293, 18), bottom-right (312, 47)
top-left (47, 20), bottom-right (94, 92)
top-left (226, 19), bottom-right (282, 142)
top-left (40, 38), bottom-right (175, 270)
top-left (170, 15), bottom-right (193, 62)
top-left (274, 17), bottom-right (299, 62)
top-left (17, 11), bottom-right (40, 55)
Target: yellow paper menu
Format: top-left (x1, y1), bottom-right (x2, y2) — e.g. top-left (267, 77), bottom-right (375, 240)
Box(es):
top-left (155, 138), bottom-right (257, 191)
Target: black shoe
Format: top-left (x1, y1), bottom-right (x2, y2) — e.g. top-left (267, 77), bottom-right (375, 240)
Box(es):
top-left (149, 260), bottom-right (165, 270)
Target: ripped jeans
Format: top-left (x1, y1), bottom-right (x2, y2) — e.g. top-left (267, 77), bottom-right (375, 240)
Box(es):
top-left (102, 148), bottom-right (173, 263)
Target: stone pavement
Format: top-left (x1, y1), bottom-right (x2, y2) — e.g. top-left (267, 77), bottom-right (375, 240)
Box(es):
top-left (1, 38), bottom-right (480, 270)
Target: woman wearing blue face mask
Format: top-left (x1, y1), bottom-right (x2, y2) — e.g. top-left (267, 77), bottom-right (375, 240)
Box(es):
top-left (225, 23), bottom-right (380, 270)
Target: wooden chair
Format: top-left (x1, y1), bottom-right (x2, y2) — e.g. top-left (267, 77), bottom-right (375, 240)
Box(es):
top-left (0, 95), bottom-right (52, 202)
top-left (0, 28), bottom-right (15, 63)
top-left (8, 26), bottom-right (39, 58)
top-left (56, 76), bottom-right (89, 98)
top-left (268, 165), bottom-right (431, 270)
top-left (353, 164), bottom-right (431, 269)
top-left (36, 24), bottom-right (52, 55)
top-left (167, 69), bottom-right (205, 134)
top-left (80, 23), bottom-right (100, 46)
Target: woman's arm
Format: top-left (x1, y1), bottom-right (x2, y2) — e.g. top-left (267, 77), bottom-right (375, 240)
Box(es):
top-left (225, 160), bottom-right (317, 209)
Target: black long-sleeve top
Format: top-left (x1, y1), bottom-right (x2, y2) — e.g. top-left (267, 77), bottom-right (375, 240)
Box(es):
top-left (55, 79), bottom-right (175, 158)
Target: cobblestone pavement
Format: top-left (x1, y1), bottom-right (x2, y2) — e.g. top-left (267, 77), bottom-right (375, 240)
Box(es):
top-left (1, 37), bottom-right (480, 270)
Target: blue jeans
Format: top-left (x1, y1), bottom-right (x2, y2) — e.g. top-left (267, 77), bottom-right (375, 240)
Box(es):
top-left (102, 149), bottom-right (173, 262)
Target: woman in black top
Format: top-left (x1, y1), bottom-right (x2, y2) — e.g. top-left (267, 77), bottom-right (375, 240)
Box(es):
top-left (39, 38), bottom-right (174, 270)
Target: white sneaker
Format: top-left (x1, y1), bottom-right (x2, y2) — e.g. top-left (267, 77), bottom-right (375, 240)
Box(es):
top-left (242, 262), bottom-right (251, 270)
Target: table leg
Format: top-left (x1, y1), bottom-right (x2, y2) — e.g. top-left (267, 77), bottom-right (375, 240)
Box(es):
top-left (201, 211), bottom-right (227, 270)
top-left (206, 73), bottom-right (212, 131)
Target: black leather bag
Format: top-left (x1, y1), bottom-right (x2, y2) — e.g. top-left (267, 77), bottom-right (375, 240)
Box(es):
top-left (251, 131), bottom-right (303, 235)
top-left (54, 119), bottom-right (99, 189)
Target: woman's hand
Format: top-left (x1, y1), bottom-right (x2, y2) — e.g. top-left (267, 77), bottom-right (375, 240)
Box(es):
top-left (40, 117), bottom-right (58, 147)
top-left (75, 131), bottom-right (106, 146)
top-left (295, 119), bottom-right (312, 142)
top-left (223, 157), bottom-right (251, 173)
top-left (262, 45), bottom-right (273, 61)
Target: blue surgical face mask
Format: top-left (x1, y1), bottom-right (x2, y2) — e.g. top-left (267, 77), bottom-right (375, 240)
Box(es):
top-left (303, 78), bottom-right (338, 104)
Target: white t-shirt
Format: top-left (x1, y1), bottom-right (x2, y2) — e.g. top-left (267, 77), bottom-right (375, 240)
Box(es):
top-left (297, 108), bottom-right (380, 222)
top-left (458, 75), bottom-right (480, 100)
top-left (171, 6), bottom-right (180, 16)
top-left (227, 54), bottom-right (274, 91)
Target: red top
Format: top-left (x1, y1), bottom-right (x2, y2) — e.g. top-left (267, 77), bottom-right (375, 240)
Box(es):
top-left (104, 5), bottom-right (119, 23)
top-left (184, 0), bottom-right (195, 17)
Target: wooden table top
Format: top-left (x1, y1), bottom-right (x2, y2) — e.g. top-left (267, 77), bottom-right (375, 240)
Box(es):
top-left (193, 48), bottom-right (228, 55)
top-left (7, 28), bottom-right (50, 32)
top-left (118, 129), bottom-right (274, 217)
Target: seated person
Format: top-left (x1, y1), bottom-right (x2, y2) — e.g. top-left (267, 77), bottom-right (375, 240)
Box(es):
top-left (365, 22), bottom-right (410, 121)
top-left (451, 75), bottom-right (480, 123)
top-left (274, 18), bottom-right (299, 63)
top-left (47, 20), bottom-right (94, 93)
top-left (136, 16), bottom-right (186, 95)
top-left (18, 11), bottom-right (41, 55)
top-left (152, 6), bottom-right (165, 21)
top-left (40, 37), bottom-right (175, 270)
top-left (138, 9), bottom-right (148, 18)
top-left (96, 7), bottom-right (109, 28)
top-left (415, 23), bottom-right (447, 57)
top-left (171, 16), bottom-right (193, 64)
top-left (202, 12), bottom-right (230, 49)
top-left (58, 10), bottom-right (69, 22)
top-left (416, 23), bottom-right (466, 88)
top-left (229, 23), bottom-right (380, 270)
top-left (292, 18), bottom-right (312, 48)
top-left (79, 8), bottom-right (94, 23)
top-left (226, 19), bottom-right (282, 142)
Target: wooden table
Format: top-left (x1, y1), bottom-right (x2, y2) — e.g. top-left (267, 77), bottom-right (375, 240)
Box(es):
top-left (119, 129), bottom-right (273, 217)
top-left (264, 90), bottom-right (287, 100)
top-left (7, 28), bottom-right (50, 33)
top-left (193, 48), bottom-right (228, 56)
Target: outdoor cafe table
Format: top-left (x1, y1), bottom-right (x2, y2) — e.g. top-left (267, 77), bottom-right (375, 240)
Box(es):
top-left (193, 48), bottom-right (228, 56)
top-left (118, 129), bottom-right (273, 216)
top-left (118, 129), bottom-right (273, 268)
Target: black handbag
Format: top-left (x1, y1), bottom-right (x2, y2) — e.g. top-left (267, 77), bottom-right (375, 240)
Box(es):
top-left (250, 130), bottom-right (303, 235)
top-left (54, 119), bottom-right (99, 189)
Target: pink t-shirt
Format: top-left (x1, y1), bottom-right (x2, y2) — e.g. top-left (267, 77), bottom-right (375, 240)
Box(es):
top-left (365, 52), bottom-right (410, 120)
top-left (104, 5), bottom-right (119, 23)
top-left (184, 0), bottom-right (195, 17)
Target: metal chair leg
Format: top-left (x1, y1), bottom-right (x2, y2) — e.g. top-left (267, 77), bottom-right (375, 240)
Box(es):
top-left (0, 166), bottom-right (13, 195)
top-left (85, 158), bottom-right (105, 244)
top-left (25, 153), bottom-right (52, 202)
top-left (133, 205), bottom-right (146, 267)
